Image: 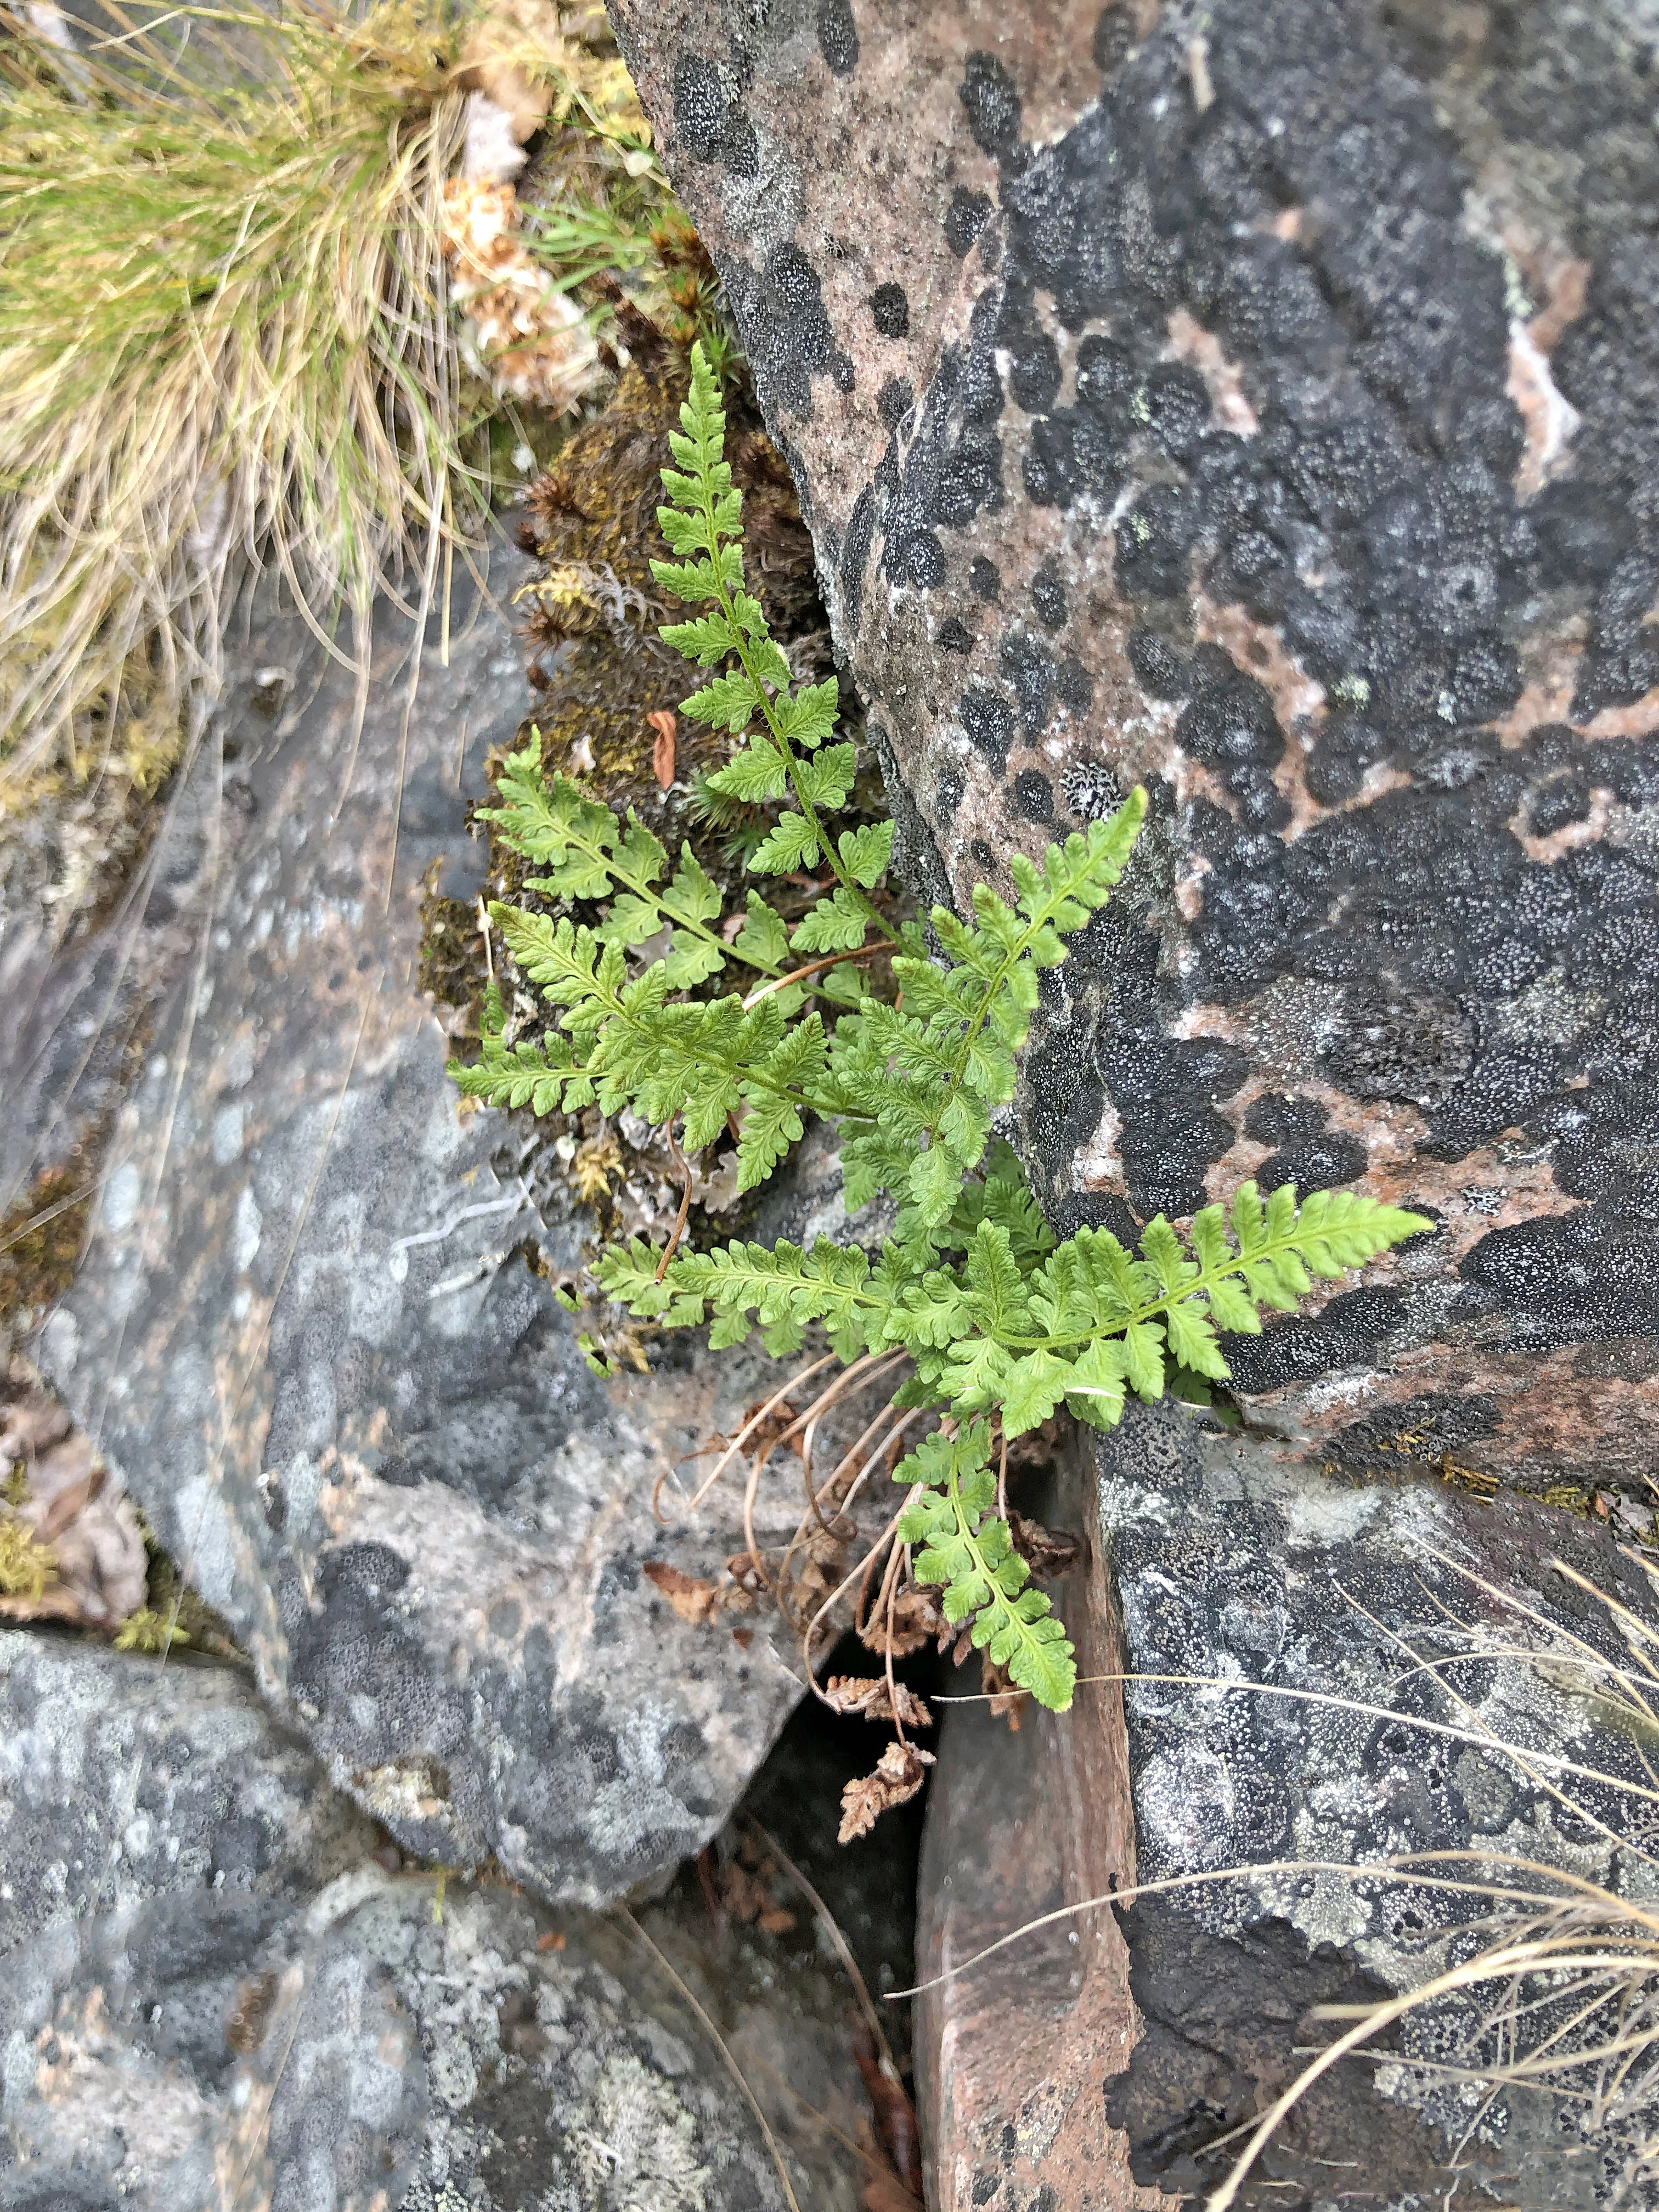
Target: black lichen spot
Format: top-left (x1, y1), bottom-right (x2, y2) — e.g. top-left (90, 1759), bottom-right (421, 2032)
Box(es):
top-left (829, 349), bottom-right (856, 393)
top-left (936, 764), bottom-right (965, 819)
top-left (721, 116), bottom-right (759, 179)
top-left (870, 283), bottom-right (910, 339)
top-left (945, 187), bottom-right (993, 258)
top-left (1032, 561), bottom-right (1068, 631)
top-left (961, 686), bottom-right (1015, 771)
top-left (902, 529), bottom-right (946, 589)
top-left (970, 837), bottom-right (996, 872)
top-left (1014, 769), bottom-right (1054, 822)
top-left (1115, 483), bottom-right (1197, 601)
top-left (1056, 655), bottom-right (1094, 713)
top-left (1258, 1131), bottom-right (1369, 1194)
top-left (816, 0), bottom-right (859, 78)
top-left (960, 52), bottom-right (1023, 161)
top-left (738, 242), bottom-right (835, 417)
top-left (1144, 363), bottom-right (1212, 461)
top-left (877, 377), bottom-right (913, 431)
top-left (1128, 629), bottom-right (1191, 699)
top-left (938, 615), bottom-right (975, 653)
top-left (1093, 2), bottom-right (1136, 74)
top-left (1327, 980), bottom-right (1475, 1108)
top-left (969, 556), bottom-right (1002, 602)
top-left (999, 630), bottom-right (1056, 737)
top-left (672, 54), bottom-right (730, 161)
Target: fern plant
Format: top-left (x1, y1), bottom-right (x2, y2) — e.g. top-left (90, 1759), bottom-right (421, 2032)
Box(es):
top-left (453, 343), bottom-right (1430, 1716)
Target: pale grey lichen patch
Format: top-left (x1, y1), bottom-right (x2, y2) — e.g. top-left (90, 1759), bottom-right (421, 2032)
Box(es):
top-left (1101, 1400), bottom-right (1659, 2197)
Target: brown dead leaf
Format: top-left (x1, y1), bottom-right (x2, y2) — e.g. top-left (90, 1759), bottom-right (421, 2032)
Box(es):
top-left (0, 1392), bottom-right (145, 1629)
top-left (641, 1560), bottom-right (721, 1624)
top-left (738, 1398), bottom-right (806, 1466)
top-left (707, 1833), bottom-right (798, 1934)
top-left (838, 1740), bottom-right (934, 1844)
top-left (647, 708), bottom-right (678, 787)
top-left (859, 1584), bottom-right (941, 1659)
top-left (1008, 1509), bottom-right (1081, 1582)
top-left (980, 1653), bottom-right (1028, 1731)
top-left (853, 2031), bottom-right (924, 2203)
top-left (785, 1523), bottom-right (848, 1618)
top-left (861, 2163), bottom-right (925, 2212)
top-left (822, 1676), bottom-right (934, 1730)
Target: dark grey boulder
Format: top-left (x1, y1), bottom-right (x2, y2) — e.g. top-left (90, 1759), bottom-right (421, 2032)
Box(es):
top-left (0, 1632), bottom-right (867, 2211)
top-left (612, 0), bottom-right (1659, 1496)
top-left (30, 562), bottom-right (854, 1904)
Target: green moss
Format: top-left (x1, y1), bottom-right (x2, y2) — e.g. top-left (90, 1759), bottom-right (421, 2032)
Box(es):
top-left (0, 1159), bottom-right (94, 1330)
top-left (139, 1531), bottom-right (245, 1661)
top-left (0, 1514), bottom-right (55, 1601)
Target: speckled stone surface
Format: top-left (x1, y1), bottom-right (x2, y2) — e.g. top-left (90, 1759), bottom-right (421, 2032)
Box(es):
top-left (916, 1417), bottom-right (1659, 2208)
top-left (0, 1634), bottom-right (865, 2211)
top-left (613, 0), bottom-right (1659, 1496)
top-left (608, 7), bottom-right (1659, 2199)
top-left (31, 559), bottom-right (850, 1905)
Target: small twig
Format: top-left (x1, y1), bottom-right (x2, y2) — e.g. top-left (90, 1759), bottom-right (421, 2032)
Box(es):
top-left (995, 1423), bottom-right (1008, 1521)
top-left (741, 943), bottom-right (883, 1009)
top-left (748, 1819), bottom-right (898, 2073)
top-left (654, 1120), bottom-right (694, 1282)
top-left (476, 895), bottom-right (494, 985)
top-left (619, 1909), bottom-right (803, 2212)
top-left (653, 1355), bottom-right (837, 1522)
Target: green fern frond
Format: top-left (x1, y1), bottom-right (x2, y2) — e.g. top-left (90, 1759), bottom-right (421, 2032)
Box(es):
top-left (449, 344), bottom-right (1438, 1725)
top-left (895, 1422), bottom-right (1076, 1712)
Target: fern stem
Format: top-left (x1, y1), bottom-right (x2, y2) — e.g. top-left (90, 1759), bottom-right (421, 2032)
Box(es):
top-left (740, 941), bottom-right (884, 1009)
top-left (992, 1218), bottom-right (1360, 1355)
top-left (687, 461), bottom-right (893, 941)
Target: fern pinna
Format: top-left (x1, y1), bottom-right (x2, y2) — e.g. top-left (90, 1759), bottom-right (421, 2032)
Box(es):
top-left (454, 343), bottom-right (1429, 1722)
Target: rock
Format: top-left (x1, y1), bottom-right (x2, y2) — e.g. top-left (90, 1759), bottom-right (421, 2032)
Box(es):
top-left (607, 13), bottom-right (1659, 2189)
top-left (917, 1413), bottom-right (1659, 2205)
top-left (0, 1631), bottom-right (872, 2211)
top-left (0, 1632), bottom-right (379, 1959)
top-left (613, 0), bottom-right (1659, 1494)
top-left (30, 549), bottom-right (871, 1904)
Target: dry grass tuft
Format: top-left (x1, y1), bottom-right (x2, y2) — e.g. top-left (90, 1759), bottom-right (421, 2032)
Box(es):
top-left (0, 0), bottom-right (492, 816)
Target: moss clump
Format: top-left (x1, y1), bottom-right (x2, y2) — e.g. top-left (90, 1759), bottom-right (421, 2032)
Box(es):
top-left (0, 1513), bottom-right (55, 1602)
top-left (0, 1159), bottom-right (94, 1332)
top-left (139, 1530), bottom-right (245, 1661)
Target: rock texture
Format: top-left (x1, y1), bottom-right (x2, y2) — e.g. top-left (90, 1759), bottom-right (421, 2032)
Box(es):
top-left (608, 4), bottom-right (1659, 2199)
top-left (612, 0), bottom-right (1659, 1497)
top-left (30, 555), bottom-right (858, 1904)
top-left (0, 1631), bottom-right (868, 2211)
top-left (918, 1418), bottom-right (1659, 2207)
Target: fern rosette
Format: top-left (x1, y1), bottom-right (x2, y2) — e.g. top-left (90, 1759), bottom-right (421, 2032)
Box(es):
top-left (453, 341), bottom-right (1432, 1718)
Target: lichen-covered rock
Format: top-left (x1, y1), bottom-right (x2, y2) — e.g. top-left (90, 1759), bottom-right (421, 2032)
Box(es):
top-left (0, 1634), bottom-right (379, 1959)
top-left (0, 1635), bottom-right (866, 2211)
top-left (30, 553), bottom-right (860, 1904)
top-left (918, 1413), bottom-right (1659, 2206)
top-left (613, 0), bottom-right (1659, 1496)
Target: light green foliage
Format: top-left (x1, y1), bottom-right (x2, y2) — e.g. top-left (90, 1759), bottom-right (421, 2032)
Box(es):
top-left (114, 1606), bottom-right (190, 1655)
top-left (454, 342), bottom-right (1431, 1714)
top-left (896, 1423), bottom-right (1075, 1711)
